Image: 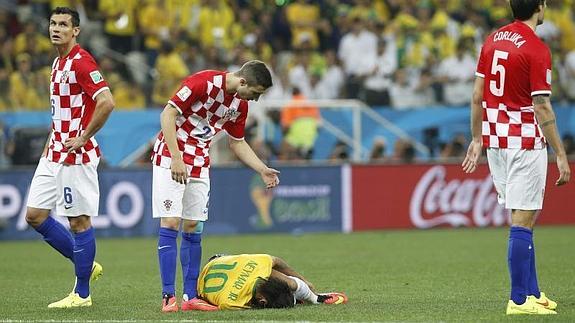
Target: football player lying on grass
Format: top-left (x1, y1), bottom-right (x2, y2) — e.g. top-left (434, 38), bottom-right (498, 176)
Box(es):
top-left (187, 253), bottom-right (347, 311)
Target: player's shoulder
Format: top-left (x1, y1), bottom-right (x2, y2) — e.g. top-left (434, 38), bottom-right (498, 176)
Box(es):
top-left (71, 46), bottom-right (99, 71)
top-left (183, 70), bottom-right (223, 87)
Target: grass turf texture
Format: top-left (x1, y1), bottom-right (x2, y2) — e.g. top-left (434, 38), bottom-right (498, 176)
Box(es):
top-left (1, 227), bottom-right (574, 322)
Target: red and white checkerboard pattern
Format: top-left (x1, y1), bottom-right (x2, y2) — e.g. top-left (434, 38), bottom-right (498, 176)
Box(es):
top-left (482, 102), bottom-right (545, 149)
top-left (47, 45), bottom-right (108, 164)
top-left (152, 71), bottom-right (248, 178)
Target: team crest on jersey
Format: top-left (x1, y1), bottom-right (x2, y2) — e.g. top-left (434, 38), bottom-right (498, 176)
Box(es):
top-left (90, 70), bottom-right (103, 84)
top-left (177, 86), bottom-right (192, 101)
top-left (60, 71), bottom-right (70, 83)
top-left (223, 108), bottom-right (240, 121)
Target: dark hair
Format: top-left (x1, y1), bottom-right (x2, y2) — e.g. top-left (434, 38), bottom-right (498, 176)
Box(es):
top-left (236, 60), bottom-right (273, 89)
top-left (509, 0), bottom-right (545, 21)
top-left (250, 277), bottom-right (294, 309)
top-left (49, 7), bottom-right (80, 27)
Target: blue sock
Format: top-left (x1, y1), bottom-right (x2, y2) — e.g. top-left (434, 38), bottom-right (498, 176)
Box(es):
top-left (34, 216), bottom-right (74, 261)
top-left (528, 236), bottom-right (541, 298)
top-left (158, 227), bottom-right (178, 296)
top-left (180, 232), bottom-right (202, 300)
top-left (73, 227), bottom-right (96, 298)
top-left (508, 226), bottom-right (532, 305)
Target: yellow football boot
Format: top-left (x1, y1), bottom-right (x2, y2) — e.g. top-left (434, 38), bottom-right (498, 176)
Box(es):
top-left (506, 296), bottom-right (556, 315)
top-left (531, 292), bottom-right (557, 310)
top-left (90, 261), bottom-right (103, 282)
top-left (48, 292), bottom-right (92, 308)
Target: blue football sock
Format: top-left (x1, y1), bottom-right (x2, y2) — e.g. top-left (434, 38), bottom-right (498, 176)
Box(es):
top-left (181, 232), bottom-right (202, 299)
top-left (528, 235), bottom-right (541, 298)
top-left (508, 226), bottom-right (532, 305)
top-left (34, 216), bottom-right (74, 261)
top-left (158, 227), bottom-right (178, 296)
top-left (73, 227), bottom-right (96, 298)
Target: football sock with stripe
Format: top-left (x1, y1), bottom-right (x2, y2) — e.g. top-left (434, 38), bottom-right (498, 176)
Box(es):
top-left (508, 226), bottom-right (532, 305)
top-left (528, 233), bottom-right (540, 298)
top-left (35, 216), bottom-right (74, 261)
top-left (158, 227), bottom-right (178, 296)
top-left (181, 232), bottom-right (202, 300)
top-left (73, 227), bottom-right (96, 298)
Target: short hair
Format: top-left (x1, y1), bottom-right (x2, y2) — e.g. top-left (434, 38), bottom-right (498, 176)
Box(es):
top-left (509, 0), bottom-right (545, 21)
top-left (49, 7), bottom-right (80, 27)
top-left (250, 277), bottom-right (295, 309)
top-left (236, 60), bottom-right (273, 89)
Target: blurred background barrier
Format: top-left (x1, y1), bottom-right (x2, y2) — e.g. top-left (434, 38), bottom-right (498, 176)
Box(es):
top-left (0, 165), bottom-right (344, 240)
top-left (3, 105), bottom-right (575, 168)
top-left (2, 162), bottom-right (574, 240)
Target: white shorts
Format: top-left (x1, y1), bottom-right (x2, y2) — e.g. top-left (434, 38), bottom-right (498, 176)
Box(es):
top-left (487, 148), bottom-right (547, 210)
top-left (26, 157), bottom-right (100, 217)
top-left (152, 165), bottom-right (210, 221)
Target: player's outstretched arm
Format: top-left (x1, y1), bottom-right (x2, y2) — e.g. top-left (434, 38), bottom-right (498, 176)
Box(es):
top-left (228, 138), bottom-right (280, 189)
top-left (533, 95), bottom-right (571, 186)
top-left (64, 89), bottom-right (114, 151)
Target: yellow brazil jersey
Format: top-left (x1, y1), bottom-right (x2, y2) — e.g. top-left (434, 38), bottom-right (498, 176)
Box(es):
top-left (198, 254), bottom-right (273, 310)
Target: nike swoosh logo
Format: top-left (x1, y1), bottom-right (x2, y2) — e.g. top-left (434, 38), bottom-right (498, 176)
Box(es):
top-left (74, 249), bottom-right (84, 253)
top-left (64, 205), bottom-right (73, 209)
top-left (158, 246), bottom-right (171, 250)
top-left (536, 300), bottom-right (549, 307)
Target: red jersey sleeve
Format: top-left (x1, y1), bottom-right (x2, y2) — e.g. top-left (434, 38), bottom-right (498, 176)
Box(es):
top-left (529, 45), bottom-right (552, 96)
top-left (75, 56), bottom-right (109, 100)
top-left (223, 101), bottom-right (248, 140)
top-left (168, 77), bottom-right (205, 114)
top-left (475, 42), bottom-right (488, 78)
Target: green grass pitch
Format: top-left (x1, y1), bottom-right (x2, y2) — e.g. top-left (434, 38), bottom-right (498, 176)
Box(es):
top-left (1, 227), bottom-right (574, 322)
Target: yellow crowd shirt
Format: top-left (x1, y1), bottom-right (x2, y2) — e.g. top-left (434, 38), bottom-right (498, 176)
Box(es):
top-left (198, 254), bottom-right (273, 309)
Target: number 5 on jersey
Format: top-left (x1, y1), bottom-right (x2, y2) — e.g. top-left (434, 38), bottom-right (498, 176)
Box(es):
top-left (490, 50), bottom-right (509, 97)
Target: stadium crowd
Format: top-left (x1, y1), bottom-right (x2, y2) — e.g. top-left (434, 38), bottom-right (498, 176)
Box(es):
top-left (1, 0), bottom-right (575, 164)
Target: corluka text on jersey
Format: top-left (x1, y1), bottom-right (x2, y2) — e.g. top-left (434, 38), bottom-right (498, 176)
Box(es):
top-left (493, 31), bottom-right (526, 48)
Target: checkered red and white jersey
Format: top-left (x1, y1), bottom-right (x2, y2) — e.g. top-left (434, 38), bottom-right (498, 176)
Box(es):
top-left (152, 70), bottom-right (248, 178)
top-left (476, 20), bottom-right (551, 150)
top-left (48, 44), bottom-right (109, 164)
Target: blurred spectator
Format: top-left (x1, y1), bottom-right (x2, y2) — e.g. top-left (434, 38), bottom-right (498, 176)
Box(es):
top-left (369, 136), bottom-right (387, 163)
top-left (138, 0), bottom-right (170, 66)
top-left (311, 49), bottom-right (344, 100)
top-left (286, 0), bottom-right (320, 49)
top-left (152, 41), bottom-right (189, 107)
top-left (390, 138), bottom-right (416, 163)
top-left (13, 21), bottom-right (51, 56)
top-left (364, 37), bottom-right (397, 106)
top-left (99, 0), bottom-right (138, 54)
top-left (389, 68), bottom-right (434, 110)
top-left (435, 40), bottom-right (476, 106)
top-left (438, 133), bottom-right (467, 161)
top-left (0, 121), bottom-right (8, 168)
top-left (558, 49), bottom-right (575, 103)
top-left (197, 0), bottom-right (235, 50)
top-left (108, 74), bottom-right (145, 110)
top-left (329, 139), bottom-right (349, 163)
top-left (288, 50), bottom-right (313, 98)
top-left (562, 134), bottom-right (575, 160)
top-left (280, 88), bottom-right (321, 160)
top-left (337, 16), bottom-right (377, 99)
top-left (9, 53), bottom-right (44, 110)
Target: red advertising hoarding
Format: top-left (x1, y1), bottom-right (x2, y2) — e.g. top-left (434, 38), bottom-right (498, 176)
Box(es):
top-left (352, 163), bottom-right (575, 230)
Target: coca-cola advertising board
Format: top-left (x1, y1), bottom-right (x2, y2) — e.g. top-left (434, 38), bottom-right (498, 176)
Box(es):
top-left (352, 163), bottom-right (575, 230)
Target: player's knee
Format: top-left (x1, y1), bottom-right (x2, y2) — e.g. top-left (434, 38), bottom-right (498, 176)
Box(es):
top-left (68, 216), bottom-right (91, 233)
top-left (182, 220), bottom-right (203, 233)
top-left (160, 217), bottom-right (181, 230)
top-left (25, 208), bottom-right (49, 227)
